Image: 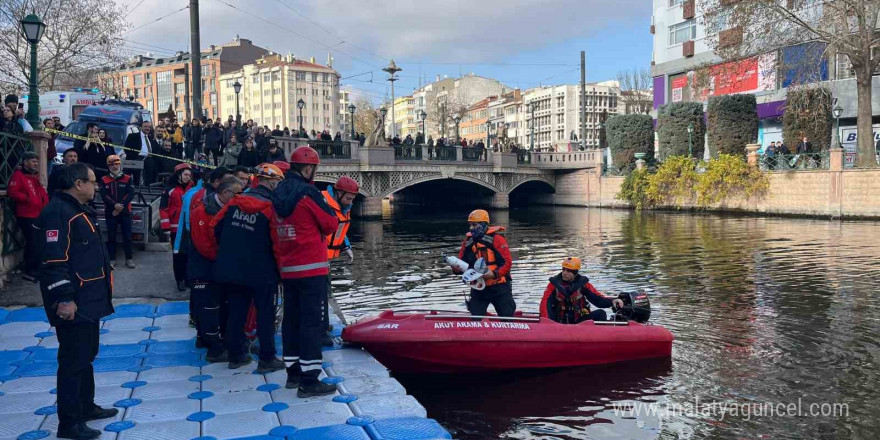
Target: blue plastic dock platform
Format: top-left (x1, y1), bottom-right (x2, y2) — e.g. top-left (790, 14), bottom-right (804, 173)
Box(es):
top-left (0, 302), bottom-right (451, 440)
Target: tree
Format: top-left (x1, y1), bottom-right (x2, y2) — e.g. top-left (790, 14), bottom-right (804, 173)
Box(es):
top-left (352, 97), bottom-right (377, 136)
top-left (606, 114), bottom-right (655, 170)
top-left (426, 91), bottom-right (469, 139)
top-left (616, 67), bottom-right (654, 114)
top-left (657, 102), bottom-right (706, 161)
top-left (701, 0), bottom-right (880, 167)
top-left (0, 0), bottom-right (128, 96)
top-left (707, 94), bottom-right (759, 156)
top-left (783, 86), bottom-right (833, 151)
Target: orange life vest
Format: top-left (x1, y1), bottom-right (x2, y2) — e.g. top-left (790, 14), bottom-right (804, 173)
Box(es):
top-left (464, 226), bottom-right (508, 286)
top-left (322, 190), bottom-right (351, 260)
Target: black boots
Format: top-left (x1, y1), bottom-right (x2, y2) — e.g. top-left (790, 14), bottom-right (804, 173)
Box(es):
top-left (57, 423), bottom-right (101, 440)
top-left (297, 379), bottom-right (337, 398)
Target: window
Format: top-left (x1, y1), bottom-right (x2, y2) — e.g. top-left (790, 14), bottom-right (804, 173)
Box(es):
top-left (145, 73), bottom-right (152, 85)
top-left (313, 103), bottom-right (318, 110)
top-left (226, 80), bottom-right (234, 88)
top-left (272, 72), bottom-right (280, 81)
top-left (274, 88), bottom-right (281, 95)
top-left (296, 72), bottom-right (306, 81)
top-left (313, 89), bottom-right (318, 96)
top-left (175, 96), bottom-right (180, 107)
top-left (134, 88), bottom-right (140, 98)
top-left (175, 83), bottom-right (185, 94)
top-left (201, 64), bottom-right (212, 78)
top-left (156, 71), bottom-right (172, 112)
top-left (123, 76), bottom-right (130, 87)
top-left (669, 20), bottom-right (696, 46)
top-left (263, 73), bottom-right (271, 82)
top-left (253, 75), bottom-right (260, 84)
top-left (312, 73), bottom-right (319, 82)
top-left (264, 103), bottom-right (271, 110)
top-left (323, 103), bottom-right (329, 110)
top-left (274, 103), bottom-right (282, 109)
top-left (147, 101), bottom-right (153, 112)
top-left (210, 93), bottom-right (217, 107)
top-left (264, 90), bottom-right (271, 96)
top-left (669, 0), bottom-right (684, 6)
top-left (134, 74), bottom-right (143, 86)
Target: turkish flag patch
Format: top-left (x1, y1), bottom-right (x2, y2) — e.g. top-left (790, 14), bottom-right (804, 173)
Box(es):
top-left (46, 230), bottom-right (59, 242)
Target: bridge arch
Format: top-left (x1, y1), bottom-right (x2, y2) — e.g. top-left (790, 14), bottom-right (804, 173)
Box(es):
top-left (383, 175), bottom-right (501, 198)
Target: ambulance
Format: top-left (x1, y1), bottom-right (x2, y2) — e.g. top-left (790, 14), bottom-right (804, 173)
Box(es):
top-left (22, 90), bottom-right (102, 126)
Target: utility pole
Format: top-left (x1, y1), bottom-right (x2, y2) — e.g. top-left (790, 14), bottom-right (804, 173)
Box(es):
top-left (189, 0), bottom-right (203, 120)
top-left (580, 51), bottom-right (587, 151)
top-left (183, 63), bottom-right (191, 122)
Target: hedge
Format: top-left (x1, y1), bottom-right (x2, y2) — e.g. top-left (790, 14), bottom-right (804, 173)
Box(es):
top-left (657, 102), bottom-right (705, 161)
top-left (783, 87), bottom-right (832, 152)
top-left (707, 94), bottom-right (758, 156)
top-left (606, 114), bottom-right (654, 170)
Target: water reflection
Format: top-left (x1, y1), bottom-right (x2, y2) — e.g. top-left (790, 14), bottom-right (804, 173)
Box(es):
top-left (338, 206), bottom-right (880, 439)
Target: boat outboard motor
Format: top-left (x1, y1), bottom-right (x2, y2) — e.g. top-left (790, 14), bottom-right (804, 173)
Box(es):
top-left (613, 292), bottom-right (651, 323)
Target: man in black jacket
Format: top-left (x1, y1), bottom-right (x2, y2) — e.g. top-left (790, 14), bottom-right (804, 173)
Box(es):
top-left (203, 121), bottom-right (224, 166)
top-left (100, 155), bottom-right (136, 270)
top-left (184, 119), bottom-right (204, 161)
top-left (38, 163), bottom-right (118, 440)
top-left (48, 149), bottom-right (78, 195)
top-left (123, 121), bottom-right (158, 185)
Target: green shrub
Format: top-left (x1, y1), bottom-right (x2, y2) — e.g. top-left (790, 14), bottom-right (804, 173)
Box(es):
top-left (707, 95), bottom-right (758, 156)
top-left (616, 168), bottom-right (652, 209)
top-left (783, 87), bottom-right (832, 151)
top-left (606, 114), bottom-right (654, 170)
top-left (657, 102), bottom-right (705, 161)
top-left (645, 156), bottom-right (698, 208)
top-left (695, 154), bottom-right (769, 206)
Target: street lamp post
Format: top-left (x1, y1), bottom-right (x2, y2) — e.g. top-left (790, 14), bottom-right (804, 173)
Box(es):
top-left (20, 14), bottom-right (46, 130)
top-left (529, 102), bottom-right (536, 152)
top-left (233, 80), bottom-right (242, 126)
top-left (297, 98), bottom-right (305, 133)
top-left (348, 103), bottom-right (356, 140)
top-left (419, 110), bottom-right (427, 142)
top-left (832, 104), bottom-right (843, 150)
top-left (382, 60), bottom-right (402, 139)
top-left (453, 114), bottom-right (462, 145)
top-left (687, 122), bottom-right (694, 158)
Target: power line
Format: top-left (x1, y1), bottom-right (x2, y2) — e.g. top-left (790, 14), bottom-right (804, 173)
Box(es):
top-left (125, 0), bottom-right (148, 17)
top-left (209, 0), bottom-right (381, 70)
top-left (273, 0), bottom-right (391, 63)
top-left (120, 5), bottom-right (189, 37)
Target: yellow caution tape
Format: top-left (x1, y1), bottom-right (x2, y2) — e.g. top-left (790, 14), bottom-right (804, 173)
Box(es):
top-left (45, 128), bottom-right (216, 170)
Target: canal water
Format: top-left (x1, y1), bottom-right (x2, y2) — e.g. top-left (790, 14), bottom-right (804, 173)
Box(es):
top-left (334, 205), bottom-right (880, 440)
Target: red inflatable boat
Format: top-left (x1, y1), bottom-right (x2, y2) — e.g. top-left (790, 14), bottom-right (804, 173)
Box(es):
top-left (342, 310), bottom-right (674, 373)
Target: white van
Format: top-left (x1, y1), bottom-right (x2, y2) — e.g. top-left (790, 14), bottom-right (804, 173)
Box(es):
top-left (22, 91), bottom-right (101, 126)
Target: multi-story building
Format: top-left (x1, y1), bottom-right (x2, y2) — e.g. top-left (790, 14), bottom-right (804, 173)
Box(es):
top-left (339, 90), bottom-right (353, 138)
top-left (487, 90), bottom-right (523, 149)
top-left (460, 97), bottom-right (493, 144)
top-left (650, 0), bottom-right (880, 155)
top-left (98, 36), bottom-right (269, 122)
top-left (414, 74), bottom-right (510, 140)
top-left (523, 82), bottom-right (620, 151)
top-left (218, 53), bottom-right (341, 132)
top-left (385, 95), bottom-right (417, 139)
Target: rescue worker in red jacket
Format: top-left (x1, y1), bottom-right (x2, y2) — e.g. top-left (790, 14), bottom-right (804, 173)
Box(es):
top-left (539, 257), bottom-right (624, 323)
top-left (8, 151), bottom-right (49, 282)
top-left (188, 174), bottom-right (242, 362)
top-left (271, 146), bottom-right (339, 397)
top-left (210, 163), bottom-right (286, 373)
top-left (99, 155), bottom-right (135, 270)
top-left (453, 209), bottom-right (516, 317)
top-left (320, 176), bottom-right (358, 345)
top-left (160, 163), bottom-right (194, 291)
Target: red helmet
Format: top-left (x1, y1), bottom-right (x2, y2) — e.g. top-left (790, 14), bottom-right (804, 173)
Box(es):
top-left (272, 160), bottom-right (290, 173)
top-left (174, 163), bottom-right (191, 173)
top-left (334, 176), bottom-right (359, 194)
top-left (290, 146), bottom-right (320, 165)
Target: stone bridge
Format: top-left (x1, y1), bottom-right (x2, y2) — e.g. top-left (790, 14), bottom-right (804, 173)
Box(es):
top-left (276, 139), bottom-right (601, 217)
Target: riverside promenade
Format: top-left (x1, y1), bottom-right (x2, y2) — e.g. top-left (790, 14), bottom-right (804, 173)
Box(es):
top-left (0, 253), bottom-right (450, 440)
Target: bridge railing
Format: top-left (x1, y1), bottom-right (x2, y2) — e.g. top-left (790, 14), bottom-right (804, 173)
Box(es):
top-left (394, 145), bottom-right (422, 160)
top-left (430, 146), bottom-right (457, 161)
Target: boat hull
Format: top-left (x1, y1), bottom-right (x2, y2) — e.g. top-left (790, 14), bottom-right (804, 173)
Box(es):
top-left (342, 311), bottom-right (674, 374)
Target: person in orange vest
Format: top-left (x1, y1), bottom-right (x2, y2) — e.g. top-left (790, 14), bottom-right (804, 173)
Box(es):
top-left (452, 209), bottom-right (516, 317)
top-left (539, 257), bottom-right (624, 323)
top-left (319, 176), bottom-right (358, 345)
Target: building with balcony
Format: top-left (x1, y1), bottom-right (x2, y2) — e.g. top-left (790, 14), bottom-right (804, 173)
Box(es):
top-left (218, 53), bottom-right (341, 132)
top-left (523, 82), bottom-right (620, 151)
top-left (98, 36), bottom-right (269, 122)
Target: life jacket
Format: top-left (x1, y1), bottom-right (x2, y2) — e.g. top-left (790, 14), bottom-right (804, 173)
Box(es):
top-left (322, 189), bottom-right (350, 260)
top-left (464, 226), bottom-right (508, 286)
top-left (549, 274), bottom-right (591, 324)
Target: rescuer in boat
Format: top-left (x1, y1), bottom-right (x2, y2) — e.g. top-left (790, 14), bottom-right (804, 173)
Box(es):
top-left (539, 257), bottom-right (624, 323)
top-left (321, 176), bottom-right (359, 345)
top-left (453, 209), bottom-right (516, 317)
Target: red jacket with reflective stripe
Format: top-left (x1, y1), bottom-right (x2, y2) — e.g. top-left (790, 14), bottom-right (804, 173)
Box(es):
top-left (159, 182), bottom-right (193, 233)
top-left (272, 173), bottom-right (339, 279)
top-left (8, 169), bottom-right (48, 219)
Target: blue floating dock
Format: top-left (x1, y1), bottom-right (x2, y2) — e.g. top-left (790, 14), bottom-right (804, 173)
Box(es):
top-left (0, 302), bottom-right (448, 440)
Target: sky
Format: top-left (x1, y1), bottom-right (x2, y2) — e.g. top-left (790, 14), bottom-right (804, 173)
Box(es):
top-left (115, 0), bottom-right (653, 103)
